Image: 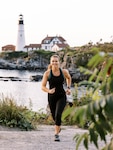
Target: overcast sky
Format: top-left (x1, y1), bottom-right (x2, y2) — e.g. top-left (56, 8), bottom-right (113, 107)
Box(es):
top-left (0, 0), bottom-right (113, 50)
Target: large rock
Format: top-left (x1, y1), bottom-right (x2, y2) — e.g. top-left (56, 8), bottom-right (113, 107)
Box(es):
top-left (30, 74), bottom-right (42, 81)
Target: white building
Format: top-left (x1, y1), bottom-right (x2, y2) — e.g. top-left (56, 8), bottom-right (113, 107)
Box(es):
top-left (41, 35), bottom-right (69, 51)
top-left (24, 44), bottom-right (41, 51)
top-left (24, 35), bottom-right (69, 52)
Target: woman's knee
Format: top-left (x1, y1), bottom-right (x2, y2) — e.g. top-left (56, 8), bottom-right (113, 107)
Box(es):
top-left (55, 113), bottom-right (61, 125)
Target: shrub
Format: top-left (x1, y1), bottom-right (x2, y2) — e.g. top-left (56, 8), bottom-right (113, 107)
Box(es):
top-left (0, 95), bottom-right (38, 130)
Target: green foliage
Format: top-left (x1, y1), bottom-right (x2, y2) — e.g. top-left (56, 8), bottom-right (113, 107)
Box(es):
top-left (75, 51), bottom-right (95, 67)
top-left (97, 43), bottom-right (113, 53)
top-left (63, 93), bottom-right (113, 149)
top-left (0, 96), bottom-right (40, 130)
top-left (63, 50), bottom-right (113, 149)
top-left (73, 95), bottom-right (113, 150)
top-left (34, 50), bottom-right (55, 59)
top-left (87, 53), bottom-right (105, 69)
top-left (0, 51), bottom-right (28, 59)
top-left (62, 106), bottom-right (75, 125)
top-left (74, 133), bottom-right (89, 150)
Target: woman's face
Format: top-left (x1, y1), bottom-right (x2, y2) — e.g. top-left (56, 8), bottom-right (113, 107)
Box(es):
top-left (50, 56), bottom-right (59, 68)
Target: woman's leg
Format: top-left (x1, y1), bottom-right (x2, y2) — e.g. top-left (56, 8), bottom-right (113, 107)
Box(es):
top-left (48, 95), bottom-right (66, 141)
top-left (55, 95), bottom-right (66, 134)
top-left (54, 125), bottom-right (61, 135)
top-left (48, 95), bottom-right (57, 122)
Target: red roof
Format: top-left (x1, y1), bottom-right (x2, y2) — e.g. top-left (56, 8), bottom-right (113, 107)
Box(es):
top-left (54, 43), bottom-right (69, 48)
top-left (2, 44), bottom-right (15, 51)
top-left (24, 44), bottom-right (41, 48)
top-left (41, 36), bottom-right (66, 44)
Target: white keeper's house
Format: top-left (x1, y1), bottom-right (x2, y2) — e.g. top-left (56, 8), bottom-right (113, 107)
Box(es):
top-left (24, 35), bottom-right (69, 52)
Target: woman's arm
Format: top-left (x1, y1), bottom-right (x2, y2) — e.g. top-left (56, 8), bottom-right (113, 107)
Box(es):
top-left (41, 71), bottom-right (55, 94)
top-left (63, 69), bottom-right (71, 87)
top-left (41, 71), bottom-right (49, 93)
top-left (63, 69), bottom-right (72, 95)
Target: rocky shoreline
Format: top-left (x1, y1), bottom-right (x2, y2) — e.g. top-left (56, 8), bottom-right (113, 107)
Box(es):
top-left (0, 58), bottom-right (90, 83)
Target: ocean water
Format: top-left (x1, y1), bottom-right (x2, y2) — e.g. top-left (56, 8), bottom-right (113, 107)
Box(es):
top-left (0, 69), bottom-right (48, 112)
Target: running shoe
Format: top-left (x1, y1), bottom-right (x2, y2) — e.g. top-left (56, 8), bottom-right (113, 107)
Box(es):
top-left (54, 134), bottom-right (60, 141)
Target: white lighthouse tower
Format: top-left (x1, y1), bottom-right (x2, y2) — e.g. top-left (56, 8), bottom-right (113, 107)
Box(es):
top-left (16, 14), bottom-right (25, 51)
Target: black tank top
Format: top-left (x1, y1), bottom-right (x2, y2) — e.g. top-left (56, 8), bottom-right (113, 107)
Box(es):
top-left (48, 68), bottom-right (65, 97)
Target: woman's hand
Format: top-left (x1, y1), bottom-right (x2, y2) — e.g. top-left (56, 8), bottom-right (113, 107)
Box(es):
top-left (66, 88), bottom-right (71, 95)
top-left (49, 88), bottom-right (55, 94)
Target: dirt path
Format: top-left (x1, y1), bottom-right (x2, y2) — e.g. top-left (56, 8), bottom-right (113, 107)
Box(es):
top-left (0, 125), bottom-right (110, 150)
